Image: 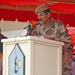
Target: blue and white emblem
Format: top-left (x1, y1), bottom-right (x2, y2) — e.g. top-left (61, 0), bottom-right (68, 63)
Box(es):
top-left (9, 43), bottom-right (25, 75)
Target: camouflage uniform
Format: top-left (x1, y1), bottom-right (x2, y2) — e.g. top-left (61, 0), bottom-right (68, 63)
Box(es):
top-left (33, 19), bottom-right (73, 75)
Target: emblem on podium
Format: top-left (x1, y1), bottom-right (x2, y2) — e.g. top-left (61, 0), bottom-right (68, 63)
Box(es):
top-left (9, 43), bottom-right (25, 75)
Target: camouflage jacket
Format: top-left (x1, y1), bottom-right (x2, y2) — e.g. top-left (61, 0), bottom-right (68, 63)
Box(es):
top-left (34, 19), bottom-right (72, 50)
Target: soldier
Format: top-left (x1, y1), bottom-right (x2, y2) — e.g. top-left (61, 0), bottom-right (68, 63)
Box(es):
top-left (29, 3), bottom-right (73, 75)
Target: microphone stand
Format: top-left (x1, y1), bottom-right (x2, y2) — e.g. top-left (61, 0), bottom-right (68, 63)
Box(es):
top-left (15, 28), bottom-right (25, 37)
top-left (15, 25), bottom-right (31, 37)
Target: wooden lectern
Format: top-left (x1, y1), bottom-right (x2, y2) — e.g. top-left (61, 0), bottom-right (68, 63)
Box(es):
top-left (2, 36), bottom-right (64, 75)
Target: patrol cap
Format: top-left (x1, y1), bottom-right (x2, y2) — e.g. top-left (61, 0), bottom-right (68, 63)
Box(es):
top-left (35, 3), bottom-right (50, 14)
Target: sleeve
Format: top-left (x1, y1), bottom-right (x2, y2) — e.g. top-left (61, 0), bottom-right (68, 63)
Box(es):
top-left (58, 24), bottom-right (72, 43)
top-left (58, 23), bottom-right (73, 50)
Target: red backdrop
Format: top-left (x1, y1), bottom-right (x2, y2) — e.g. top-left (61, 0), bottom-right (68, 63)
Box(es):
top-left (0, 9), bottom-right (75, 27)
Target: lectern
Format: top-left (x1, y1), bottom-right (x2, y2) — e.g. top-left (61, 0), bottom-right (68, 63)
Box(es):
top-left (2, 36), bottom-right (64, 75)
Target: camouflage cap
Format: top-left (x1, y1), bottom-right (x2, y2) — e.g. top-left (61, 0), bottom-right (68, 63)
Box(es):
top-left (35, 3), bottom-right (50, 14)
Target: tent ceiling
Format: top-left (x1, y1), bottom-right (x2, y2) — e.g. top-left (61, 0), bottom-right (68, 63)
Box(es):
top-left (0, 0), bottom-right (75, 11)
top-left (0, 0), bottom-right (75, 27)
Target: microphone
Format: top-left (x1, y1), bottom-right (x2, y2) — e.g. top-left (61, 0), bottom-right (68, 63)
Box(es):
top-left (26, 21), bottom-right (40, 36)
top-left (26, 24), bottom-right (33, 36)
top-left (15, 20), bottom-right (37, 37)
top-left (24, 25), bottom-right (31, 29)
top-left (15, 21), bottom-right (31, 37)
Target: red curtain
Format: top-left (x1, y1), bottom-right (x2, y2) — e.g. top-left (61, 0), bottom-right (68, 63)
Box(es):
top-left (0, 2), bottom-right (75, 27)
top-left (0, 9), bottom-right (75, 27)
top-left (49, 3), bottom-right (75, 14)
top-left (0, 0), bottom-right (46, 5)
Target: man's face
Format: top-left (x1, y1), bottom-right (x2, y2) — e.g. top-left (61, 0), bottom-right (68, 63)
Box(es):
top-left (37, 12), bottom-right (50, 25)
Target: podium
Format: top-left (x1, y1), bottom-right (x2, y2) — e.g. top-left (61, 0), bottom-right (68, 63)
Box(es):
top-left (2, 36), bottom-right (64, 75)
